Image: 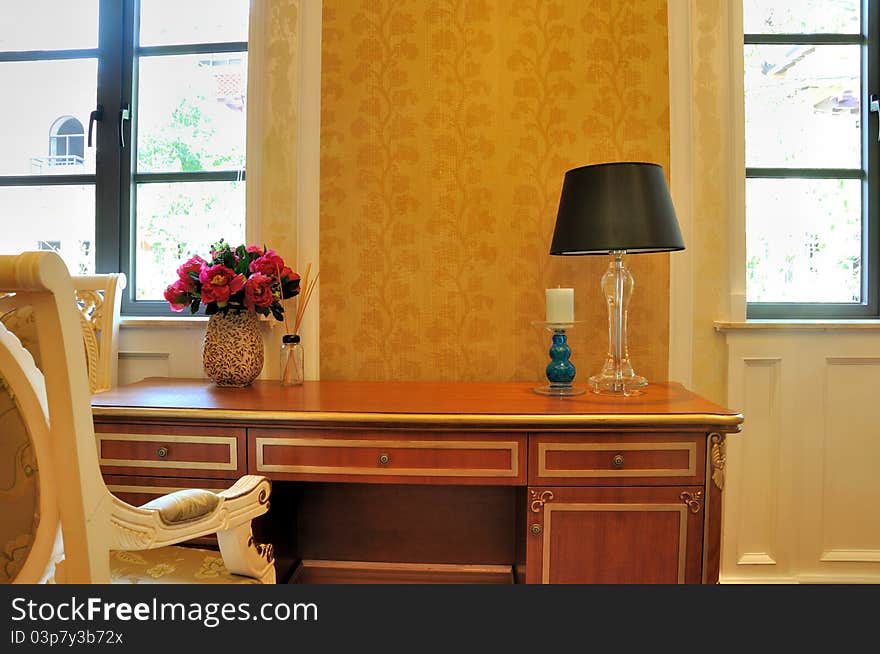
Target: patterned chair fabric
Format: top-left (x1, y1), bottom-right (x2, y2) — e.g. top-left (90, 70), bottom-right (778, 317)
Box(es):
top-left (110, 547), bottom-right (260, 584)
top-left (0, 374), bottom-right (39, 583)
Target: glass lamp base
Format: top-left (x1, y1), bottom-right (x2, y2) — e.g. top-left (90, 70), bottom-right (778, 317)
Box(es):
top-left (533, 383), bottom-right (586, 396)
top-left (588, 373), bottom-right (648, 395)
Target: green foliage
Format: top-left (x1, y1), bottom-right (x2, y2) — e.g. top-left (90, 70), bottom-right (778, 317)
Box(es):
top-left (138, 96), bottom-right (236, 173)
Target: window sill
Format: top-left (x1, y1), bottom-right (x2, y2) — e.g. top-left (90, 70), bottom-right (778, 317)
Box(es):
top-left (120, 316), bottom-right (282, 329)
top-left (120, 316), bottom-right (208, 328)
top-left (715, 320), bottom-right (880, 332)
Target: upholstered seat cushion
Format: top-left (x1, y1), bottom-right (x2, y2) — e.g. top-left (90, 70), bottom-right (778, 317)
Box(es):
top-left (140, 489), bottom-right (220, 525)
top-left (110, 547), bottom-right (260, 584)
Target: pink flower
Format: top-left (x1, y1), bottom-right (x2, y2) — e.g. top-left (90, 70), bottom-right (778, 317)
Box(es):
top-left (176, 255), bottom-right (206, 283)
top-left (249, 249), bottom-right (287, 277)
top-left (198, 264), bottom-right (245, 305)
top-left (246, 245), bottom-right (264, 255)
top-left (164, 279), bottom-right (192, 312)
top-left (243, 273), bottom-right (275, 311)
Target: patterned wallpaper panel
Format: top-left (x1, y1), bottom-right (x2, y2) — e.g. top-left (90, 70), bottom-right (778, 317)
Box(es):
top-left (320, 0), bottom-right (671, 382)
top-left (254, 0), bottom-right (299, 269)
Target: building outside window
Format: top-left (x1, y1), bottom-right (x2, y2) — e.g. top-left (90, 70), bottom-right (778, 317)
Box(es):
top-left (48, 116), bottom-right (86, 165)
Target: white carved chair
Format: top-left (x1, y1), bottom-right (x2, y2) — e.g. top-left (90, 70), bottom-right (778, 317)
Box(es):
top-left (73, 274), bottom-right (125, 393)
top-left (0, 252), bottom-right (275, 584)
top-left (1, 273), bottom-right (125, 394)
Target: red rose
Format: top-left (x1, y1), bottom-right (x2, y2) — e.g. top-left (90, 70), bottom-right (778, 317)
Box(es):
top-left (164, 279), bottom-right (192, 312)
top-left (199, 264), bottom-right (245, 305)
top-left (280, 266), bottom-right (300, 283)
top-left (246, 245), bottom-right (264, 255)
top-left (243, 273), bottom-right (275, 311)
top-left (249, 249), bottom-right (287, 277)
top-left (176, 255), bottom-right (206, 283)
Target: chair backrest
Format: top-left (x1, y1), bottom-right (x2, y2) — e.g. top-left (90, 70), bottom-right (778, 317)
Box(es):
top-left (0, 273), bottom-right (125, 394)
top-left (0, 252), bottom-right (111, 583)
top-left (73, 274), bottom-right (125, 393)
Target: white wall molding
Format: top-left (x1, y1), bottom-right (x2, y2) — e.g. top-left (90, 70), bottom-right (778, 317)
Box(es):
top-left (729, 355), bottom-right (785, 571)
top-left (821, 549), bottom-right (880, 563)
top-left (726, 0), bottom-right (746, 321)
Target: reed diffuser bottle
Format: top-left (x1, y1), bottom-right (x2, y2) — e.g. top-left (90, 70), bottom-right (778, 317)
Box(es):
top-left (280, 334), bottom-right (304, 386)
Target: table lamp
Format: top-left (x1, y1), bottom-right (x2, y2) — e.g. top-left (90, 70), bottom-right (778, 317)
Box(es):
top-left (550, 162), bottom-right (684, 395)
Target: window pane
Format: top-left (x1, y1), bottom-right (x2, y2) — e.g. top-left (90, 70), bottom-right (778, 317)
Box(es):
top-left (0, 60), bottom-right (97, 176)
top-left (137, 54), bottom-right (247, 173)
top-left (743, 0), bottom-right (860, 34)
top-left (139, 0), bottom-right (249, 46)
top-left (0, 185), bottom-right (95, 274)
top-left (745, 45), bottom-right (860, 169)
top-left (0, 1), bottom-right (98, 51)
top-left (746, 179), bottom-right (861, 303)
top-left (135, 181), bottom-right (245, 301)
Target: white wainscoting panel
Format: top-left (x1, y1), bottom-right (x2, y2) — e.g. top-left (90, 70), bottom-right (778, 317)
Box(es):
top-left (734, 357), bottom-right (781, 567)
top-left (117, 321), bottom-right (285, 385)
top-left (118, 352), bottom-right (170, 386)
top-left (722, 329), bottom-right (880, 583)
top-left (818, 358), bottom-right (880, 565)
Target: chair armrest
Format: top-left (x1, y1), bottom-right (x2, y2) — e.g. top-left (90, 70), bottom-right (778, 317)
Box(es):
top-left (108, 475), bottom-right (271, 551)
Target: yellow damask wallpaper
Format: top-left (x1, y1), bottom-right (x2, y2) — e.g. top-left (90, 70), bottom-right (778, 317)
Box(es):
top-left (320, 0), bottom-right (671, 382)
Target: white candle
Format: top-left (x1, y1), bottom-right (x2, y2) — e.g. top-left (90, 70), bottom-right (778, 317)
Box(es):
top-left (546, 288), bottom-right (574, 323)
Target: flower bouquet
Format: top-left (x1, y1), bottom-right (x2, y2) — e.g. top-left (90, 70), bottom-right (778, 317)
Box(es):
top-left (164, 241), bottom-right (301, 319)
top-left (164, 241), bottom-right (302, 387)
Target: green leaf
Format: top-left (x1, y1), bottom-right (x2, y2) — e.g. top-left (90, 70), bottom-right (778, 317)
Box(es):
top-left (281, 278), bottom-right (301, 298)
top-left (205, 303), bottom-right (218, 315)
top-left (189, 298), bottom-right (201, 315)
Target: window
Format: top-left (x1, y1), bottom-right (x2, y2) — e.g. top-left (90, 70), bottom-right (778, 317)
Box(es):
top-left (49, 117), bottom-right (86, 165)
top-left (0, 0), bottom-right (249, 314)
top-left (744, 0), bottom-right (878, 318)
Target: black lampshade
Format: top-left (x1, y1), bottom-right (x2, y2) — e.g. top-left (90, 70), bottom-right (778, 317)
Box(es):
top-left (550, 162), bottom-right (684, 255)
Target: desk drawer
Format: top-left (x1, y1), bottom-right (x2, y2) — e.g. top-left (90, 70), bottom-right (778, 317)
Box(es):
top-left (250, 429), bottom-right (526, 485)
top-left (95, 424), bottom-right (246, 478)
top-left (529, 434), bottom-right (705, 486)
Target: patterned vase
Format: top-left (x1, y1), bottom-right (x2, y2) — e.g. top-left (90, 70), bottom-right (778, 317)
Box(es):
top-left (202, 311), bottom-right (264, 387)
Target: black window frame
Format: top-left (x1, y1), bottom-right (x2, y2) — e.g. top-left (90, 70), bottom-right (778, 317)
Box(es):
top-left (745, 0), bottom-right (879, 319)
top-left (0, 0), bottom-right (248, 316)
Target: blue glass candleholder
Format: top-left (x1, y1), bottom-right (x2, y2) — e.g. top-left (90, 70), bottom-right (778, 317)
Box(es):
top-left (531, 321), bottom-right (586, 396)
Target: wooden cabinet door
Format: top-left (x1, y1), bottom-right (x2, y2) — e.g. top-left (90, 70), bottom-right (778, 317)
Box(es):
top-left (525, 486), bottom-right (705, 584)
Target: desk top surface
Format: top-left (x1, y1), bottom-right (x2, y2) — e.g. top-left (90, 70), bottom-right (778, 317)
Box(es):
top-left (92, 379), bottom-right (742, 430)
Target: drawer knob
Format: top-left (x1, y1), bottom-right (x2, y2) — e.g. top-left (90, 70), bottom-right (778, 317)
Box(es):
top-left (378, 453), bottom-right (391, 466)
top-left (611, 453), bottom-right (625, 468)
top-left (157, 446), bottom-right (169, 459)
top-left (530, 524), bottom-right (543, 536)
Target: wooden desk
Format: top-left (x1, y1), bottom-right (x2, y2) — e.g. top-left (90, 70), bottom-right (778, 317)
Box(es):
top-left (92, 379), bottom-right (742, 584)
